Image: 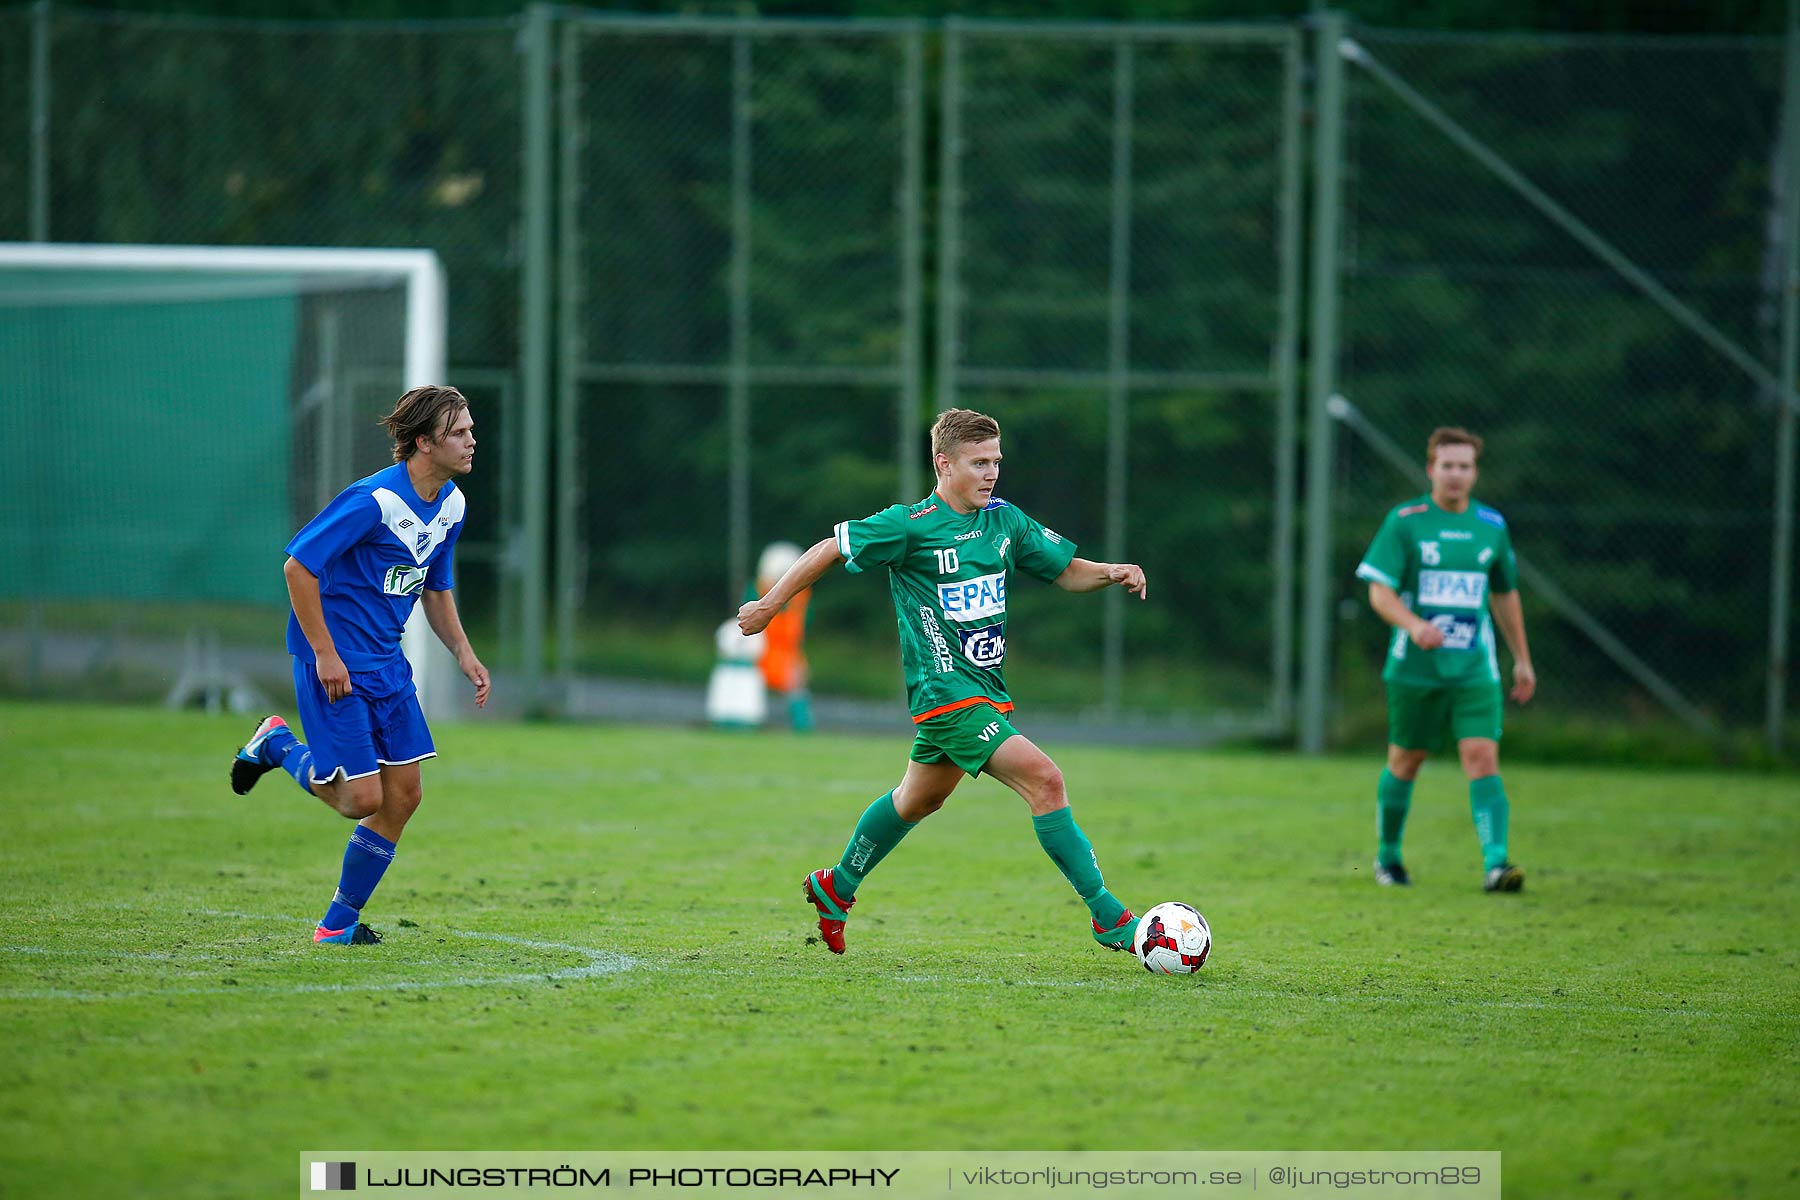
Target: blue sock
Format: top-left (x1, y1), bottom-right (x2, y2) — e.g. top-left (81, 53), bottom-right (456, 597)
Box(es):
top-left (319, 825), bottom-right (397, 932)
top-left (257, 724), bottom-right (298, 764)
top-left (276, 739), bottom-right (316, 797)
top-left (249, 724), bottom-right (315, 796)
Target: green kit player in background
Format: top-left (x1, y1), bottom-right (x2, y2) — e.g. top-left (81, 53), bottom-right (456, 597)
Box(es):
top-left (737, 408), bottom-right (1149, 954)
top-left (1356, 426), bottom-right (1536, 892)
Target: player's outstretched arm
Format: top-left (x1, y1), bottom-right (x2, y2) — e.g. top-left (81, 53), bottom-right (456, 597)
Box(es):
top-left (1368, 581), bottom-right (1443, 650)
top-left (421, 587), bottom-right (491, 708)
top-left (1490, 589), bottom-right (1535, 703)
top-left (739, 536), bottom-right (843, 636)
top-left (285, 556), bottom-right (352, 701)
top-left (1053, 557), bottom-right (1148, 599)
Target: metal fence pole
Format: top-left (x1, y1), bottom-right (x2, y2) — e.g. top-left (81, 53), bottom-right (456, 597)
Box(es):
top-left (728, 29), bottom-right (753, 595)
top-left (898, 28), bottom-right (925, 501)
top-left (30, 0), bottom-right (50, 241)
top-left (1299, 11), bottom-right (1348, 755)
top-left (1770, 4), bottom-right (1800, 754)
top-left (934, 20), bottom-right (964, 416)
top-left (519, 2), bottom-right (553, 708)
top-left (1270, 27), bottom-right (1305, 729)
top-left (1101, 37), bottom-right (1135, 719)
top-left (554, 17), bottom-right (583, 702)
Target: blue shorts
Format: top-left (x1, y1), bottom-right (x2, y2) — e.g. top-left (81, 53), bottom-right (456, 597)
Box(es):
top-left (292, 655), bottom-right (436, 784)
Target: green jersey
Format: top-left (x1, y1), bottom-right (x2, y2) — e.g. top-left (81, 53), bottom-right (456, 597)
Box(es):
top-left (835, 492), bottom-right (1078, 721)
top-left (1355, 494), bottom-right (1519, 687)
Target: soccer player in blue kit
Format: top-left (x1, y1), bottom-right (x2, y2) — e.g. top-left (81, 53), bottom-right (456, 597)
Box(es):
top-left (230, 385), bottom-right (490, 945)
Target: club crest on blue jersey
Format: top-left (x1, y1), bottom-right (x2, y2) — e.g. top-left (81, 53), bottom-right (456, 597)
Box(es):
top-left (958, 623), bottom-right (1006, 670)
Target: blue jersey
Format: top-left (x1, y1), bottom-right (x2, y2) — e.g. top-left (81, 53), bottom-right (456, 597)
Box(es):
top-left (284, 463), bottom-right (466, 670)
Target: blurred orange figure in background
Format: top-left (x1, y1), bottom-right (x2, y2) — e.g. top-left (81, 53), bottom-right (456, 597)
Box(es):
top-left (755, 541), bottom-right (813, 731)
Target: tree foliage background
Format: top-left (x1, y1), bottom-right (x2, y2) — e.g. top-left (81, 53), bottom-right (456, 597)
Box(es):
top-left (3, 0), bottom-right (1794, 745)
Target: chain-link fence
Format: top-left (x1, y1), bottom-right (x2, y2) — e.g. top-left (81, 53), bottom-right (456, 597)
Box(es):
top-left (938, 20), bottom-right (1302, 735)
top-left (1326, 25), bottom-right (1798, 753)
top-left (557, 16), bottom-right (925, 716)
top-left (1, 6), bottom-right (1793, 756)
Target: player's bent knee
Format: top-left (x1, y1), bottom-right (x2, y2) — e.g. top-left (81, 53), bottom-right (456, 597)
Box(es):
top-left (1023, 768), bottom-right (1066, 813)
top-left (1461, 753), bottom-right (1499, 778)
top-left (335, 782), bottom-right (384, 820)
top-left (1456, 738), bottom-right (1498, 772)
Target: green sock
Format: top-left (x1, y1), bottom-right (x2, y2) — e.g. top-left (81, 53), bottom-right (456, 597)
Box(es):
top-left (1377, 769), bottom-right (1414, 866)
top-left (833, 791), bottom-right (916, 900)
top-left (1031, 807), bottom-right (1126, 927)
top-left (1469, 774), bottom-right (1510, 869)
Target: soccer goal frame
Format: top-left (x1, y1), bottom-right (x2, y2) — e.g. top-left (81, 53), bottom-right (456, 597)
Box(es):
top-left (0, 242), bottom-right (462, 717)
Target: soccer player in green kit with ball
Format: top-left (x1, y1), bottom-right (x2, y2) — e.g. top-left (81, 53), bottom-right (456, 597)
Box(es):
top-left (1355, 427), bottom-right (1536, 892)
top-left (737, 408), bottom-right (1148, 954)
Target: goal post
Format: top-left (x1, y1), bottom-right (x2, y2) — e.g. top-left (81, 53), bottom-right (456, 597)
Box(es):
top-left (0, 242), bottom-right (463, 718)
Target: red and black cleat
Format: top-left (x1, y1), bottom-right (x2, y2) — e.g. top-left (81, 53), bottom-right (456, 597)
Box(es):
top-left (802, 867), bottom-right (855, 954)
top-left (1091, 907), bottom-right (1138, 952)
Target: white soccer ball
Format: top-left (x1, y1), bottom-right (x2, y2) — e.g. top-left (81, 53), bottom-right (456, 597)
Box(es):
top-left (1133, 901), bottom-right (1211, 975)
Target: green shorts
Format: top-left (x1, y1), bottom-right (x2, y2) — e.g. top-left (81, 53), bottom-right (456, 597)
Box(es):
top-left (909, 701), bottom-right (1020, 777)
top-left (1385, 680), bottom-right (1503, 750)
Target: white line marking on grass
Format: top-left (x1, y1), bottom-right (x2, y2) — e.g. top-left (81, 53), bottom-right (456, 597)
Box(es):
top-left (0, 911), bottom-right (637, 1003)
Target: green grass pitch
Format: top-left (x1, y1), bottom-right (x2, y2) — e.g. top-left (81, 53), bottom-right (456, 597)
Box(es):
top-left (1, 701), bottom-right (1795, 1198)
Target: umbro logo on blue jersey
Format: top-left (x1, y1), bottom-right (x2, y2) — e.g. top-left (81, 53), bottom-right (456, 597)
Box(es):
top-left (398, 518), bottom-right (414, 529)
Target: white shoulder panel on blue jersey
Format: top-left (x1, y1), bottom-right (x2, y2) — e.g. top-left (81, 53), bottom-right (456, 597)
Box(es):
top-left (372, 486), bottom-right (462, 565)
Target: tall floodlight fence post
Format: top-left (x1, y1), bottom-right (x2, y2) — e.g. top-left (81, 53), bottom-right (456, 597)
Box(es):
top-left (728, 28), bottom-right (754, 600)
top-left (1100, 37), bottom-right (1135, 720)
top-left (1270, 28), bottom-right (1306, 729)
top-left (29, 0), bottom-right (50, 242)
top-left (1299, 11), bottom-right (1348, 755)
top-left (519, 2), bottom-right (555, 712)
top-left (898, 28), bottom-right (926, 502)
top-left (1769, 8), bottom-right (1800, 755)
top-left (555, 15), bottom-right (584, 705)
top-left (936, 20), bottom-right (965, 415)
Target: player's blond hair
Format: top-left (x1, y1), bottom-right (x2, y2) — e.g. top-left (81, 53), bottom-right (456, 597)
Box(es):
top-left (1426, 426), bottom-right (1483, 466)
top-left (930, 408), bottom-right (1001, 463)
top-left (381, 385), bottom-right (469, 462)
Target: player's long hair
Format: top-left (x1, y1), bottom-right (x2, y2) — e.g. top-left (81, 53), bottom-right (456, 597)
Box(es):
top-left (930, 408), bottom-right (1001, 463)
top-left (381, 385), bottom-right (469, 462)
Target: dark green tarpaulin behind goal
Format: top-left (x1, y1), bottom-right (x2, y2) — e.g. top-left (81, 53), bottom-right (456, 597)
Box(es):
top-left (0, 271), bottom-right (293, 607)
